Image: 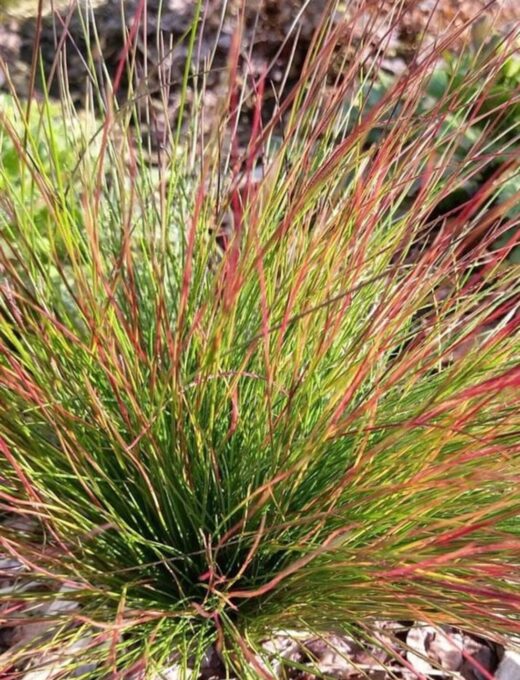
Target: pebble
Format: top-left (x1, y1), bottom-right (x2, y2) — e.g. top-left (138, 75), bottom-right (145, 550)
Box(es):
top-left (495, 650), bottom-right (520, 680)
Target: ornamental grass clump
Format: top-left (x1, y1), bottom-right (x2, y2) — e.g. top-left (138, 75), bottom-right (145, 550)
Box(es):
top-left (0, 0), bottom-right (519, 677)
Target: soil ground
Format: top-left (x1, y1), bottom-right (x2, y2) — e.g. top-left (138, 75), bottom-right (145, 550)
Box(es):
top-left (1, 1), bottom-right (519, 116)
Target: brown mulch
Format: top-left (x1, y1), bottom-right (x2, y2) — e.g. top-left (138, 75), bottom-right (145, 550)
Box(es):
top-left (1, 0), bottom-right (519, 111)
top-left (177, 623), bottom-right (509, 679)
top-left (0, 0), bottom-right (518, 156)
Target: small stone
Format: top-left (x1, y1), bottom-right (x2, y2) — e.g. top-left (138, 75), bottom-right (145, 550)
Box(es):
top-left (21, 636), bottom-right (96, 680)
top-left (495, 650), bottom-right (520, 680)
top-left (260, 632), bottom-right (303, 676)
top-left (0, 557), bottom-right (23, 571)
top-left (429, 629), bottom-right (464, 672)
top-left (406, 624), bottom-right (436, 673)
top-left (460, 634), bottom-right (500, 680)
top-left (303, 634), bottom-right (360, 666)
top-left (154, 666), bottom-right (189, 680)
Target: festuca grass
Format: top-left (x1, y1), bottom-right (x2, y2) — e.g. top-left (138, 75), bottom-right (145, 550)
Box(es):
top-left (0, 0), bottom-right (519, 677)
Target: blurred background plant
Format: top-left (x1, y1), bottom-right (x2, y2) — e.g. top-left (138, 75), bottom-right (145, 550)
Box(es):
top-left (361, 16), bottom-right (520, 263)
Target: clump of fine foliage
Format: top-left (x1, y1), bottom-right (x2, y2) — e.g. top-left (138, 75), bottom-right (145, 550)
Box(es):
top-left (0, 1), bottom-right (519, 677)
